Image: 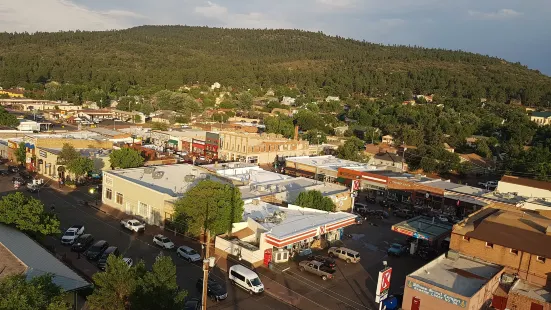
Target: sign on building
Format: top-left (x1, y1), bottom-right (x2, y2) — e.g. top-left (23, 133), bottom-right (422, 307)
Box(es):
top-left (406, 280), bottom-right (467, 308)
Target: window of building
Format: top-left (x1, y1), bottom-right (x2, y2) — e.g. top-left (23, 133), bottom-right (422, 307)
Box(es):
top-left (510, 249), bottom-right (518, 255)
top-left (537, 256), bottom-right (546, 263)
top-left (116, 192), bottom-right (123, 205)
top-left (485, 242), bottom-right (494, 248)
top-left (105, 188), bottom-right (112, 200)
top-left (462, 236), bottom-right (470, 242)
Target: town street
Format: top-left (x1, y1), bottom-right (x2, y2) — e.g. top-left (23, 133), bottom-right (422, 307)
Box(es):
top-left (0, 174), bottom-right (296, 310)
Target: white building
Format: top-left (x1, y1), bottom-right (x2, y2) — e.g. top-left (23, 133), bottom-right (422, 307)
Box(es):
top-left (280, 96), bottom-right (296, 106)
top-left (214, 201), bottom-right (357, 267)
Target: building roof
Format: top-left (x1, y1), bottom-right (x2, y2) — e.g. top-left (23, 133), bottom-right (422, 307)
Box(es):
top-left (0, 224), bottom-right (90, 292)
top-left (392, 216), bottom-right (453, 241)
top-left (422, 180), bottom-right (463, 191)
top-left (239, 177), bottom-right (349, 201)
top-left (285, 155), bottom-right (375, 172)
top-left (453, 207), bottom-right (551, 258)
top-left (510, 279), bottom-right (551, 303)
top-left (88, 127), bottom-right (130, 138)
top-left (243, 202), bottom-right (355, 240)
top-left (152, 129), bottom-right (207, 139)
top-left (373, 152), bottom-right (403, 163)
top-left (409, 254), bottom-right (503, 297)
top-left (105, 164), bottom-right (229, 198)
top-left (26, 131), bottom-right (108, 141)
top-left (219, 168), bottom-right (292, 184)
top-left (459, 153), bottom-right (493, 169)
top-left (531, 111), bottom-right (551, 118)
top-left (500, 175), bottom-right (551, 191)
top-left (41, 147), bottom-right (110, 158)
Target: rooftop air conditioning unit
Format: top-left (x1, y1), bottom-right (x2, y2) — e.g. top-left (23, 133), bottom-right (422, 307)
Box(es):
top-left (144, 167), bottom-right (155, 174)
top-left (257, 185), bottom-right (266, 192)
top-left (152, 171), bottom-right (165, 179)
top-left (501, 273), bottom-right (515, 285)
top-left (184, 175), bottom-right (195, 182)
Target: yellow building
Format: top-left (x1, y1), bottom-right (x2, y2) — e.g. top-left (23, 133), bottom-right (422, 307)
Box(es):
top-left (530, 111), bottom-right (551, 126)
top-left (0, 89), bottom-right (24, 98)
top-left (36, 147), bottom-right (111, 181)
top-left (218, 132), bottom-right (313, 164)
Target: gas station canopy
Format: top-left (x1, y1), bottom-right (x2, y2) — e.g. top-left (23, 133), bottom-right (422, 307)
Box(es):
top-left (391, 216), bottom-right (453, 242)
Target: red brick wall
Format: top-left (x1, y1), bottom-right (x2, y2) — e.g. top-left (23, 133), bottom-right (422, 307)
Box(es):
top-left (506, 291), bottom-right (551, 310)
top-left (450, 233), bottom-right (551, 286)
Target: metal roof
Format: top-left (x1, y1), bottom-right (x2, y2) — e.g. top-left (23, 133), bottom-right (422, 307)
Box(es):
top-left (0, 224), bottom-right (91, 292)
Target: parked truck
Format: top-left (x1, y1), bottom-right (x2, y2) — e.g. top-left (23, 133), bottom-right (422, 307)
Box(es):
top-left (298, 260), bottom-right (336, 280)
top-left (120, 219), bottom-right (146, 233)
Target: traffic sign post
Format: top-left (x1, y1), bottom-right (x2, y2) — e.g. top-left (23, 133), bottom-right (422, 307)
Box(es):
top-left (375, 266), bottom-right (393, 308)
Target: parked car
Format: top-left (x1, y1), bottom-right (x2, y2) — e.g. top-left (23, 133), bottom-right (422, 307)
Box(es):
top-left (61, 225), bottom-right (85, 245)
top-left (298, 260), bottom-right (336, 280)
top-left (436, 215), bottom-right (449, 222)
top-left (85, 240), bottom-right (109, 260)
top-left (120, 258), bottom-right (132, 267)
top-left (228, 265), bottom-right (264, 294)
top-left (373, 210), bottom-right (389, 219)
top-left (353, 203), bottom-right (369, 214)
top-left (328, 247), bottom-right (361, 263)
top-left (478, 180), bottom-right (498, 189)
top-left (184, 298), bottom-right (201, 310)
top-left (0, 169), bottom-right (11, 176)
top-left (177, 246), bottom-right (201, 262)
top-left (27, 183), bottom-right (39, 193)
top-left (387, 243), bottom-right (408, 257)
top-left (307, 254), bottom-right (336, 269)
top-left (393, 209), bottom-right (414, 219)
top-left (120, 219), bottom-right (146, 233)
top-left (97, 246), bottom-right (120, 270)
top-left (71, 234), bottom-right (94, 252)
top-left (153, 234), bottom-right (175, 249)
top-left (196, 277), bottom-right (228, 301)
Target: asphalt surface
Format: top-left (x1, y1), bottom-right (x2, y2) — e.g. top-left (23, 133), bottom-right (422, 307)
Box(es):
top-left (0, 174), bottom-right (295, 310)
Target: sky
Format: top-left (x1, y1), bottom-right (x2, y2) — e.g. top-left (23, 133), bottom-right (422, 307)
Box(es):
top-left (1, 0), bottom-right (550, 76)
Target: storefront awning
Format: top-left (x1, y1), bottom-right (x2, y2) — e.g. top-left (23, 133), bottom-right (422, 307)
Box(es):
top-left (167, 139), bottom-right (178, 145)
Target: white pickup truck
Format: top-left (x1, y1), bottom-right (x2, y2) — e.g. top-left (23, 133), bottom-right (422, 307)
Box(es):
top-left (120, 219), bottom-right (146, 232)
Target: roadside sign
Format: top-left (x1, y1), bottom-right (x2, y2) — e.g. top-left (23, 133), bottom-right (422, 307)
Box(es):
top-left (375, 267), bottom-right (393, 302)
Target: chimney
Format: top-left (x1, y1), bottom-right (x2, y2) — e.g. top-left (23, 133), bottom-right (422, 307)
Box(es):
top-left (294, 125), bottom-right (299, 141)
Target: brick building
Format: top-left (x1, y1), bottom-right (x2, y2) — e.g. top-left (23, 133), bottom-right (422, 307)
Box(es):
top-left (402, 206), bottom-right (551, 310)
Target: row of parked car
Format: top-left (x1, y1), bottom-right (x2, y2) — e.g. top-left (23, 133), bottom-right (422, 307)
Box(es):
top-left (297, 247), bottom-right (361, 280)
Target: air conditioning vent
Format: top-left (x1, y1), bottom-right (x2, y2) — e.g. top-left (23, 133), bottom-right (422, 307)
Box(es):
top-left (152, 171), bottom-right (164, 179)
top-left (144, 167), bottom-right (155, 174)
top-left (501, 273), bottom-right (515, 285)
top-left (184, 175), bottom-right (196, 182)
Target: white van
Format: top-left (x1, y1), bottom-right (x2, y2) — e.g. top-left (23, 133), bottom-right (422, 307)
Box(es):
top-left (228, 265), bottom-right (264, 294)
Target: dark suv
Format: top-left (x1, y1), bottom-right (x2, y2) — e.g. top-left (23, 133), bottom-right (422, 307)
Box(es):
top-left (85, 240), bottom-right (109, 261)
top-left (196, 278), bottom-right (227, 301)
top-left (97, 246), bottom-right (120, 270)
top-left (71, 234), bottom-right (94, 252)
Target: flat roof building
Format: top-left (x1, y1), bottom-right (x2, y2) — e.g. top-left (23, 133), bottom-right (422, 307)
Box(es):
top-left (102, 164), bottom-right (228, 225)
top-left (404, 254), bottom-right (503, 310)
top-left (214, 201), bottom-right (357, 266)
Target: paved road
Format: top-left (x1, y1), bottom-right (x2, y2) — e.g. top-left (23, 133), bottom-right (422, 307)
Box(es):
top-left (0, 175), bottom-right (295, 310)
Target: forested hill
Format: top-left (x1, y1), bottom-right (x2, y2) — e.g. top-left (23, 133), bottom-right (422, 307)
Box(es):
top-left (1, 25), bottom-right (550, 105)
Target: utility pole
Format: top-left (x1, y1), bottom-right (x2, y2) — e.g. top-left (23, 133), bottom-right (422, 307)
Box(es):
top-left (202, 229), bottom-right (211, 310)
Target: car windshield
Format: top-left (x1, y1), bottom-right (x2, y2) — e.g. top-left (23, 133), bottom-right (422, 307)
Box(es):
top-left (161, 238), bottom-right (170, 243)
top-left (391, 244), bottom-right (401, 249)
top-left (65, 231), bottom-right (75, 236)
top-left (250, 277), bottom-right (262, 286)
top-left (188, 249), bottom-right (198, 255)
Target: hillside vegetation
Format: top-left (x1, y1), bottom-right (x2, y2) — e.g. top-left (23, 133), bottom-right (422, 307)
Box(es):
top-left (0, 26), bottom-right (550, 106)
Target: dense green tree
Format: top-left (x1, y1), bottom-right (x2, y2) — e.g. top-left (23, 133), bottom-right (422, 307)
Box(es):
top-left (303, 130), bottom-right (327, 145)
top-left (236, 92), bottom-right (253, 110)
top-left (173, 180), bottom-right (244, 235)
top-left (66, 156), bottom-right (94, 179)
top-left (15, 142), bottom-right (26, 164)
top-left (109, 148), bottom-right (145, 169)
top-left (0, 192), bottom-right (60, 235)
top-left (0, 274), bottom-right (69, 310)
top-left (336, 137), bottom-right (369, 162)
top-left (263, 115), bottom-right (295, 138)
top-left (295, 190), bottom-right (336, 212)
top-left (131, 256), bottom-right (187, 310)
top-left (57, 143), bottom-right (79, 165)
top-left (151, 122), bottom-right (169, 130)
top-left (294, 109), bottom-right (325, 132)
top-left (89, 256), bottom-right (186, 310)
top-left (0, 106), bottom-right (19, 127)
top-left (474, 140), bottom-right (493, 159)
